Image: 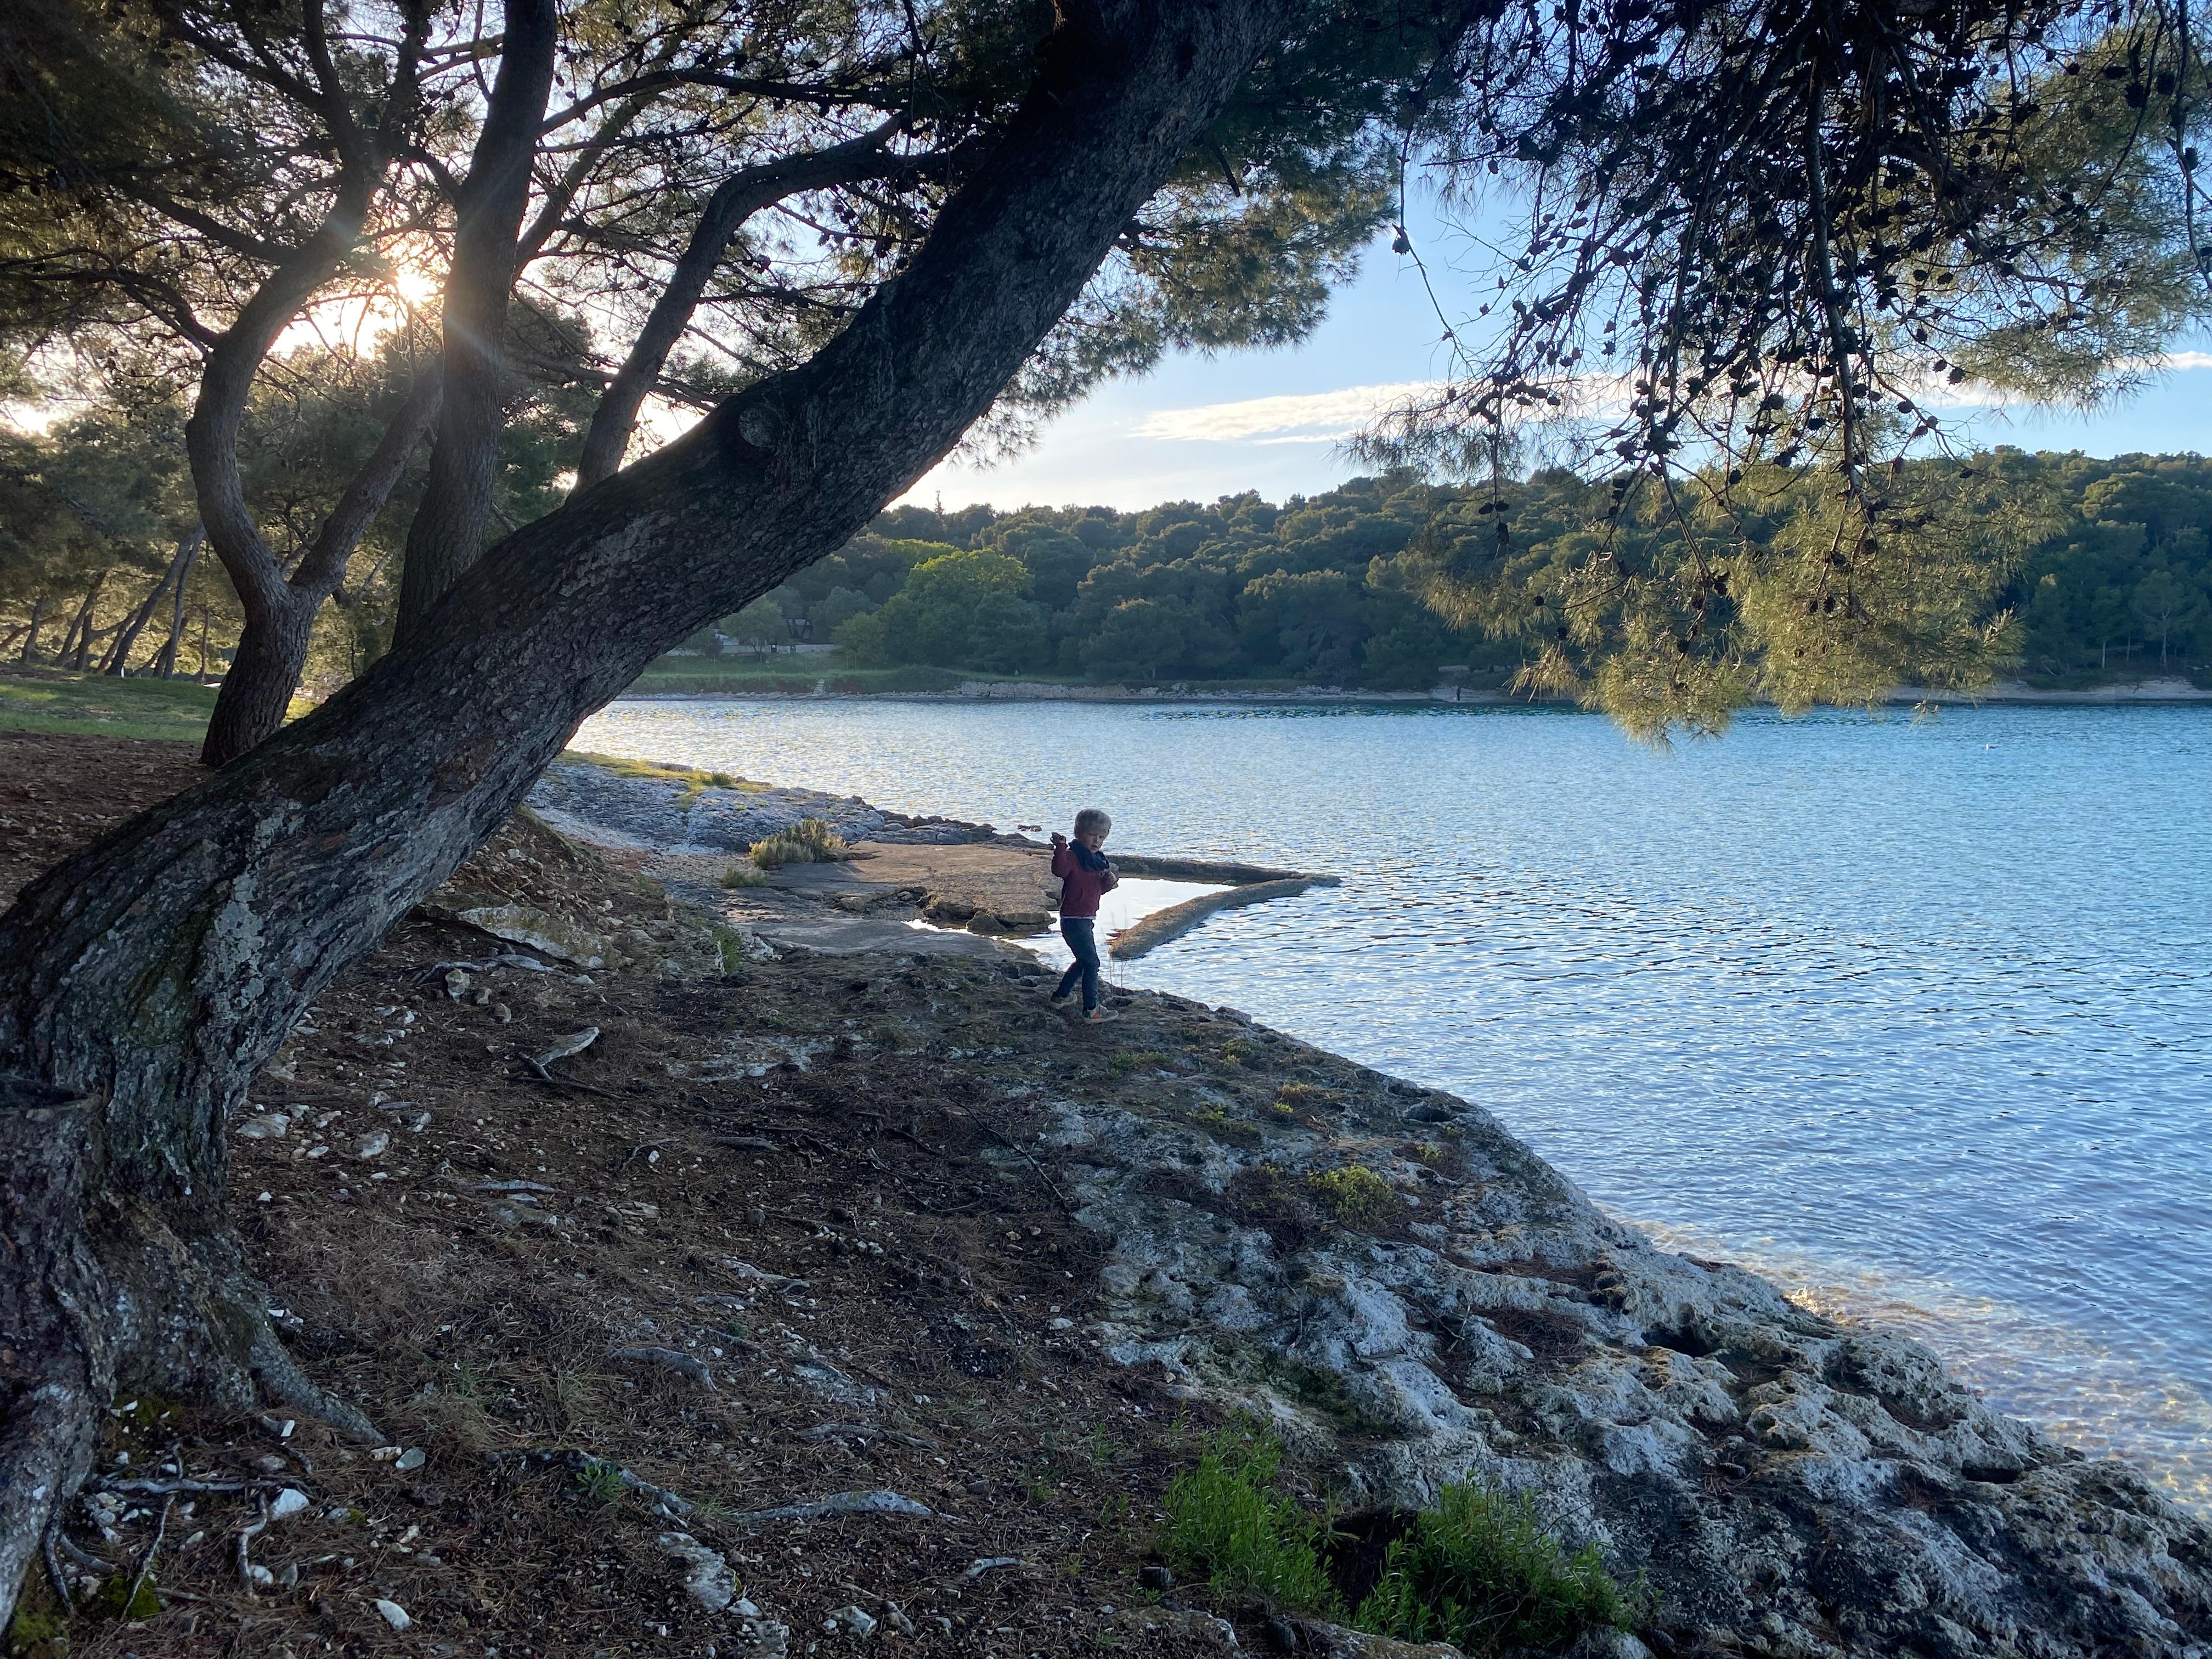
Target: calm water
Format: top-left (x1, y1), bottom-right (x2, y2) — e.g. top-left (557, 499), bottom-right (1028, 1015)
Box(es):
top-left (574, 697), bottom-right (2212, 1506)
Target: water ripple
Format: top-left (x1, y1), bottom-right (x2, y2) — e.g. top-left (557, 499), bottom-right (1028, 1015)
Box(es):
top-left (578, 697), bottom-right (2212, 1509)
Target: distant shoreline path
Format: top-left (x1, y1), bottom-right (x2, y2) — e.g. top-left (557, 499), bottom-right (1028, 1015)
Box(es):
top-left (616, 673), bottom-right (2212, 707)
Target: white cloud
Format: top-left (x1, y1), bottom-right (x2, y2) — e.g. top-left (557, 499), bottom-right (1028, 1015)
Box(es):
top-left (1135, 381), bottom-right (1443, 442)
top-left (1138, 353), bottom-right (2212, 447)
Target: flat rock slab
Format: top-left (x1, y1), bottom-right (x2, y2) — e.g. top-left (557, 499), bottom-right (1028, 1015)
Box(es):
top-left (527, 757), bottom-right (979, 854)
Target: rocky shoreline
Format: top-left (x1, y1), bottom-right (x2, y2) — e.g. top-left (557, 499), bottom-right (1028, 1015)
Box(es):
top-left (5, 733), bottom-right (2206, 1659)
top-left (529, 750), bottom-right (2212, 1658)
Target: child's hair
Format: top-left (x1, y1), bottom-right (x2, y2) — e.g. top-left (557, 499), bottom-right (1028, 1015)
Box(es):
top-left (1073, 807), bottom-right (1112, 839)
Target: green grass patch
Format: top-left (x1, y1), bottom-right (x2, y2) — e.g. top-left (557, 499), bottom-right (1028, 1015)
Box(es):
top-left (1307, 1165), bottom-right (1400, 1226)
top-left (573, 1458), bottom-right (627, 1506)
top-left (1159, 1426), bottom-right (1338, 1611)
top-left (0, 669), bottom-right (218, 741)
top-left (1159, 1424), bottom-right (1646, 1654)
top-left (1189, 1106), bottom-right (1263, 1146)
top-left (630, 657), bottom-right (977, 696)
top-left (708, 926), bottom-right (753, 975)
top-left (1355, 1485), bottom-right (1650, 1653)
top-left (1107, 1049), bottom-right (1171, 1077)
top-left (749, 816), bottom-right (849, 868)
top-left (562, 749), bottom-right (753, 799)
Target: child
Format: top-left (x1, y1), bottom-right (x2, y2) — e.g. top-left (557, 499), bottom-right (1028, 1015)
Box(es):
top-left (1050, 808), bottom-right (1118, 1022)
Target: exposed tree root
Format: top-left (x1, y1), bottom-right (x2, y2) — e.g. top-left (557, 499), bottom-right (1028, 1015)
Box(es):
top-left (0, 1083), bottom-right (380, 1628)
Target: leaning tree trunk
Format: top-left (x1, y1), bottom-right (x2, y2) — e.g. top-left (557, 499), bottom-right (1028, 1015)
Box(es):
top-left (155, 532), bottom-right (202, 678)
top-left (101, 527), bottom-right (205, 676)
top-left (393, 0), bottom-right (557, 640)
top-left (198, 587), bottom-right (318, 767)
top-left (56, 575), bottom-right (104, 670)
top-left (197, 375), bottom-right (442, 763)
top-left (19, 595), bottom-right (49, 662)
top-left (0, 0), bottom-right (1293, 1624)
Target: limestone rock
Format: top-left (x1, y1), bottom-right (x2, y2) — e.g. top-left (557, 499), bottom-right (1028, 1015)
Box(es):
top-left (1048, 1033), bottom-right (2212, 1659)
top-left (823, 1604), bottom-right (876, 1637)
top-left (421, 896), bottom-right (607, 967)
top-left (658, 1532), bottom-right (739, 1613)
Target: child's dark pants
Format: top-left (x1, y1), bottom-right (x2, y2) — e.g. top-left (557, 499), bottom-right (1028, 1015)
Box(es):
top-left (1056, 917), bottom-right (1102, 1011)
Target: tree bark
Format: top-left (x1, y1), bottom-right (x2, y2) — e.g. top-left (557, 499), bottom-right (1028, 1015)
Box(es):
top-left (0, 0), bottom-right (1290, 1623)
top-left (393, 0), bottom-right (559, 639)
top-left (197, 590), bottom-right (320, 768)
top-left (573, 123), bottom-right (906, 489)
top-left (156, 531), bottom-right (202, 678)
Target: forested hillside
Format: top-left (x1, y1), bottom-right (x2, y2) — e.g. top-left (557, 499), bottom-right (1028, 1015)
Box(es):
top-left (703, 452), bottom-right (2212, 690)
top-left (9, 433), bottom-right (2212, 694)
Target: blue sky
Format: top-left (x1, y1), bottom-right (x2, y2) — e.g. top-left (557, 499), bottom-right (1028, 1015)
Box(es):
top-left (905, 228), bottom-right (2212, 515)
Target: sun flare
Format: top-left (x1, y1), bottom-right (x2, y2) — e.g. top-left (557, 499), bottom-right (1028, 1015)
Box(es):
top-left (390, 264), bottom-right (439, 306)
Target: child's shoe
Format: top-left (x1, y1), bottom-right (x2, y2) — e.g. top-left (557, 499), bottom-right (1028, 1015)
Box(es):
top-left (1086, 1006), bottom-right (1119, 1024)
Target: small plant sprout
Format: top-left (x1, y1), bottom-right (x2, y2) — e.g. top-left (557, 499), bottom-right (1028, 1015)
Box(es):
top-left (574, 1460), bottom-right (627, 1507)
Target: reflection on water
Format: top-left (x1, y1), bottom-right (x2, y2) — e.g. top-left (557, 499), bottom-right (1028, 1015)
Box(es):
top-left (578, 696), bottom-right (2212, 1509)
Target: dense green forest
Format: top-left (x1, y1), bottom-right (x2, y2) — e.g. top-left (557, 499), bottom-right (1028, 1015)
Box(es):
top-left (8, 421), bottom-right (2212, 694)
top-left (695, 450), bottom-right (2212, 690)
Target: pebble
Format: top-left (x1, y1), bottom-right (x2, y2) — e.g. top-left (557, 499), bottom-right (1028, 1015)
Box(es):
top-left (824, 1605), bottom-right (876, 1637)
top-left (268, 1488), bottom-right (311, 1521)
top-left (394, 1447), bottom-right (426, 1472)
top-left (374, 1598), bottom-right (411, 1630)
top-left (355, 1130), bottom-right (391, 1159)
top-left (235, 1113), bottom-right (290, 1139)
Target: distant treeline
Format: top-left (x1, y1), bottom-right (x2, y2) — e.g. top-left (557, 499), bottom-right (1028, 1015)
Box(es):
top-left (696, 452), bottom-right (2212, 688)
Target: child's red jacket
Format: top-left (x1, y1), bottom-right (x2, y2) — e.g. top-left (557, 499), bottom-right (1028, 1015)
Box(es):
top-left (1051, 844), bottom-right (1114, 918)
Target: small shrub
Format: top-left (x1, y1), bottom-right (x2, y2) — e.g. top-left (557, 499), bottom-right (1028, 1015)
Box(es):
top-left (1189, 1107), bottom-right (1262, 1145)
top-left (721, 861), bottom-right (769, 888)
top-left (1307, 1165), bottom-right (1400, 1225)
top-left (573, 1459), bottom-right (627, 1506)
top-left (709, 926), bottom-right (752, 975)
top-left (748, 817), bottom-right (850, 869)
top-left (1354, 1485), bottom-right (1647, 1655)
top-left (1159, 1426), bottom-right (1338, 1612)
top-left (1106, 1049), bottom-right (1171, 1077)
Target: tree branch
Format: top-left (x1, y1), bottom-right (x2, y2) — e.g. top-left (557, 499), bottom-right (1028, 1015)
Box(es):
top-left (574, 117), bottom-right (912, 487)
top-left (290, 373), bottom-right (443, 596)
